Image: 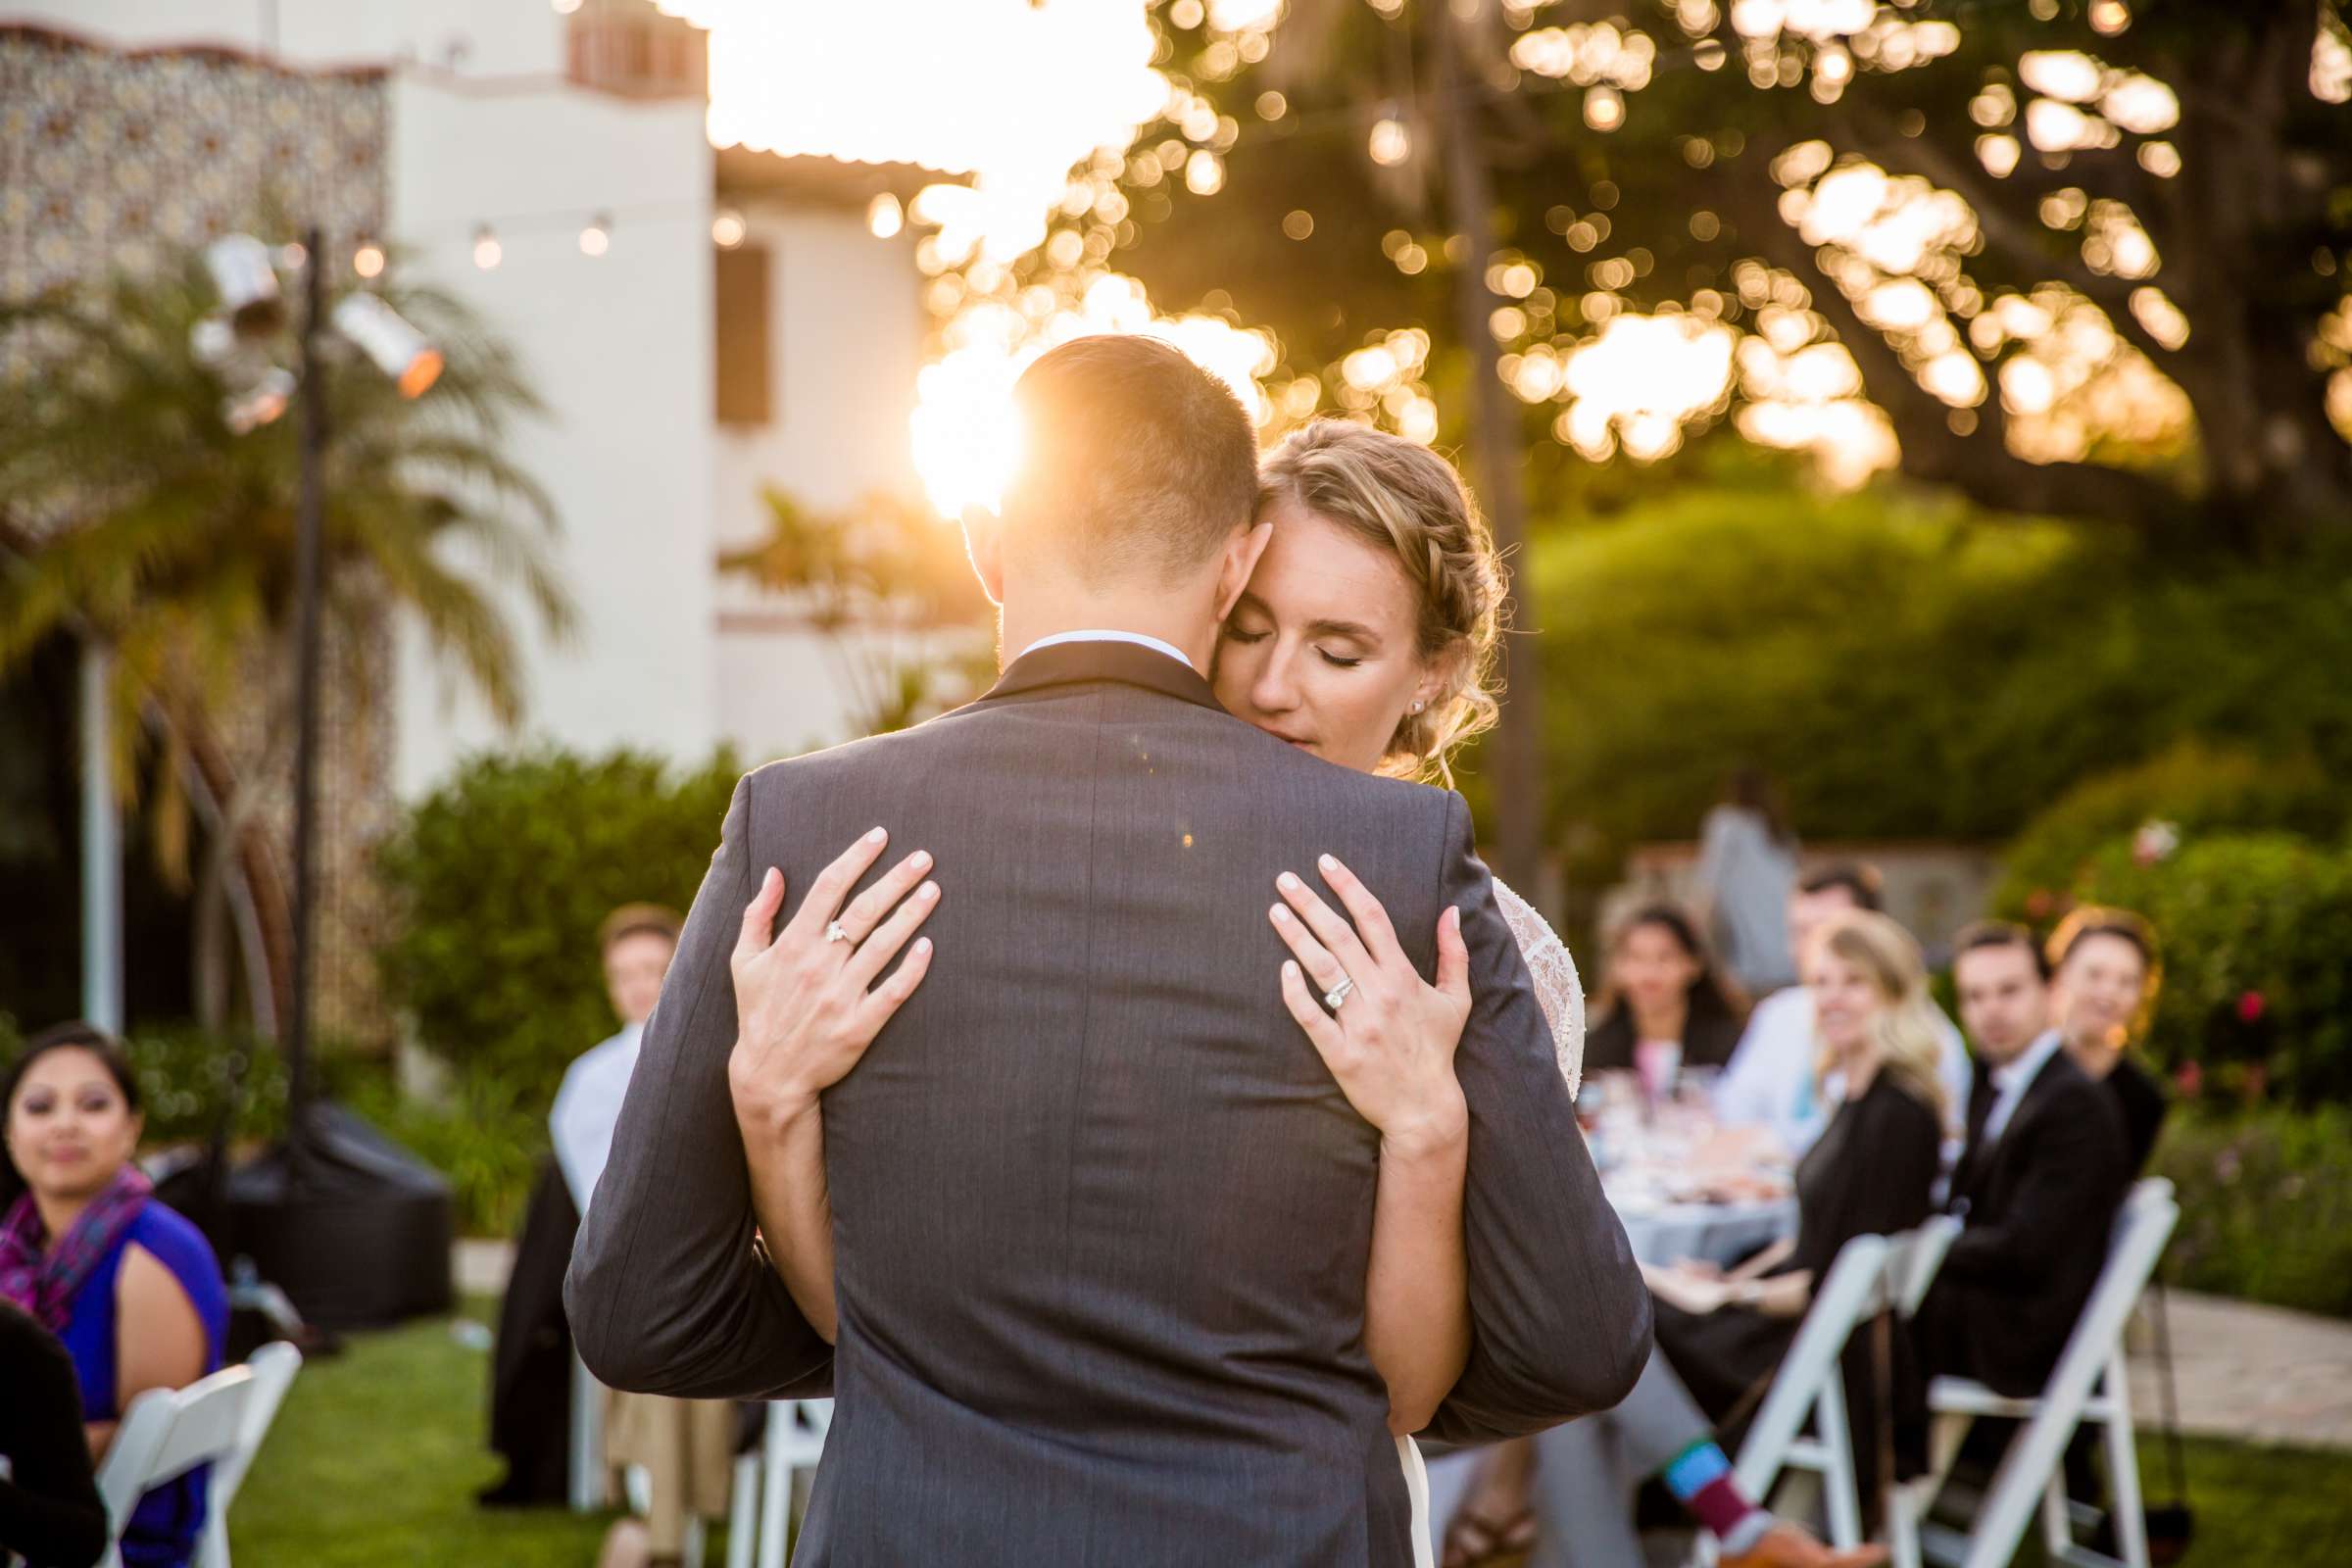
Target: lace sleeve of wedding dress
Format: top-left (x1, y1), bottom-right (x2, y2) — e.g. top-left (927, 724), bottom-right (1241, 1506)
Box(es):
top-left (1489, 878), bottom-right (1585, 1101)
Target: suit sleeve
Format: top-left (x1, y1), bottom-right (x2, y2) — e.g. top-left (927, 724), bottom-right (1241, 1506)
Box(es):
top-left (1939, 1083), bottom-right (2128, 1289)
top-left (565, 775), bottom-right (835, 1398)
top-left (1422, 793), bottom-right (1651, 1445)
top-left (0, 1309), bottom-right (108, 1568)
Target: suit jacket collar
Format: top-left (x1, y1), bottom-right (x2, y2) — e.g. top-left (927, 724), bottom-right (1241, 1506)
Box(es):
top-left (1953, 1044), bottom-right (2083, 1200)
top-left (979, 636), bottom-right (1225, 714)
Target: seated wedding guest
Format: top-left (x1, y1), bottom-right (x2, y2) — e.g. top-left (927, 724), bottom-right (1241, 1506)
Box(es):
top-left (1583, 906), bottom-right (1749, 1081)
top-left (1, 1024), bottom-right (228, 1568)
top-left (1713, 864), bottom-right (1970, 1156)
top-left (1529, 910), bottom-right (1945, 1568)
top-left (1914, 921), bottom-right (2130, 1397)
top-left (1, 1298), bottom-right (108, 1568)
top-left (484, 907), bottom-right (684, 1508)
top-left (2045, 906), bottom-right (2169, 1174)
top-left (549, 906), bottom-right (739, 1568)
top-left (1692, 768), bottom-right (1800, 996)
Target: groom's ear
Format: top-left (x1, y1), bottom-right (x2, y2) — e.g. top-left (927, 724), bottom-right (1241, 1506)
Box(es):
top-left (1213, 519), bottom-right (1274, 621)
top-left (960, 506), bottom-right (1006, 607)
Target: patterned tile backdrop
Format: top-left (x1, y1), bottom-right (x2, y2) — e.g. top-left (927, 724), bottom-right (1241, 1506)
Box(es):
top-left (2, 25), bottom-right (399, 1050)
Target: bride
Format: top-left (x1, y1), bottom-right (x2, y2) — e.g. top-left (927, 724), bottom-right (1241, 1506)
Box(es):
top-left (727, 419), bottom-right (1577, 1563)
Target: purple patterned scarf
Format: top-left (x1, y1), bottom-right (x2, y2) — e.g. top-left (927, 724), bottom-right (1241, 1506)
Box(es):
top-left (0, 1162), bottom-right (154, 1333)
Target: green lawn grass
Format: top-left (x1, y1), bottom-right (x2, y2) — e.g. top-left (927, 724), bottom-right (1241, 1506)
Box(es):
top-left (229, 1299), bottom-right (624, 1568)
top-left (226, 1304), bottom-right (2352, 1566)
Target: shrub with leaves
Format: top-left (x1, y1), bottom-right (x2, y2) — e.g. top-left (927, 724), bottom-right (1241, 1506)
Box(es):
top-left (2155, 1107), bottom-right (2352, 1320)
top-left (374, 746), bottom-right (745, 1112)
top-left (1993, 740), bottom-right (2348, 920)
top-left (2068, 834), bottom-right (2352, 1103)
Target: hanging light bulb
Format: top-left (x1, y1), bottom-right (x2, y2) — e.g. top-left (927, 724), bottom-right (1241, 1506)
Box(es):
top-left (865, 194), bottom-right (903, 239)
top-left (331, 293), bottom-right (443, 399)
top-left (353, 241), bottom-right (386, 279)
top-left (579, 215), bottom-right (612, 257)
top-left (711, 208), bottom-right (748, 248)
top-left (472, 225), bottom-right (503, 270)
top-left (1368, 117), bottom-right (1412, 167)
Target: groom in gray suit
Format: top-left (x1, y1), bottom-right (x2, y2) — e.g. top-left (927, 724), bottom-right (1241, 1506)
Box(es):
top-left (568, 335), bottom-right (1648, 1565)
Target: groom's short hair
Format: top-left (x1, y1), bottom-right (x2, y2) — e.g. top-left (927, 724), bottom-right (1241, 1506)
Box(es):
top-left (1004, 334), bottom-right (1259, 584)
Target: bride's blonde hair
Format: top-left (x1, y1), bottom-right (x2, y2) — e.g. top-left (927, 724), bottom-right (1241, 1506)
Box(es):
top-left (1809, 910), bottom-right (1949, 1123)
top-left (1254, 420), bottom-right (1504, 783)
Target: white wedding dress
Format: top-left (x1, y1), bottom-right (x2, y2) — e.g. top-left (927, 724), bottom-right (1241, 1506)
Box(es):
top-left (1396, 878), bottom-right (1586, 1567)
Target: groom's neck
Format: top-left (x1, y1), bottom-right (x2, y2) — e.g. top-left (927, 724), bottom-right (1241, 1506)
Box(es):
top-left (998, 574), bottom-right (1221, 677)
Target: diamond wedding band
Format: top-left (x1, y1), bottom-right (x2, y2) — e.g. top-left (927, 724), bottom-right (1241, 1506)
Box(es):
top-left (825, 921), bottom-right (850, 945)
top-left (1323, 976), bottom-right (1354, 1010)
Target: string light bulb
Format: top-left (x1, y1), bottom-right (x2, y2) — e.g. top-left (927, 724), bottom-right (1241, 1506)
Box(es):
top-left (579, 215), bottom-right (612, 257)
top-left (353, 242), bottom-right (385, 279)
top-left (472, 225), bottom-right (502, 270)
top-left (866, 194), bottom-right (904, 239)
top-left (712, 208), bottom-right (747, 248)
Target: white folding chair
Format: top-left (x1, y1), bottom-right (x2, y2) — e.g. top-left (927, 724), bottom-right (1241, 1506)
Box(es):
top-left (195, 1341), bottom-right (304, 1568)
top-left (95, 1364), bottom-right (258, 1568)
top-left (1708, 1232), bottom-right (1891, 1556)
top-left (754, 1399), bottom-right (832, 1568)
top-left (1889, 1178), bottom-right (2179, 1568)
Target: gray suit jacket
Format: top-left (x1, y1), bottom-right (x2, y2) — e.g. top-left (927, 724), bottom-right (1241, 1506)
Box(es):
top-left (568, 639), bottom-right (1648, 1565)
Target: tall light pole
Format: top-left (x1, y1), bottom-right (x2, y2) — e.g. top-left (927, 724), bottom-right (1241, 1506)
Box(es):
top-left (198, 228), bottom-right (439, 1194)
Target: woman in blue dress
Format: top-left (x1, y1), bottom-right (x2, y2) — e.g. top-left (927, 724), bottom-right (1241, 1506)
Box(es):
top-left (2, 1023), bottom-right (229, 1568)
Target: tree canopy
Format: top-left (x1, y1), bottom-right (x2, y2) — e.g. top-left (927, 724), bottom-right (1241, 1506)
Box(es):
top-left (1103, 0), bottom-right (2352, 555)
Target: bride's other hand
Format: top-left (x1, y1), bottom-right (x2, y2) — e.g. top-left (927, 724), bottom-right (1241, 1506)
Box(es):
top-left (728, 828), bottom-right (939, 1139)
top-left (1270, 853), bottom-right (1471, 1153)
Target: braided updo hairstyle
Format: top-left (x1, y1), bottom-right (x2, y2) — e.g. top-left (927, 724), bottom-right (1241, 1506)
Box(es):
top-left (1253, 420), bottom-right (1505, 782)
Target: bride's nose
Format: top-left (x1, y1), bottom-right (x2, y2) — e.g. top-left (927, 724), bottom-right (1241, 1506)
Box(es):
top-left (1250, 641), bottom-right (1303, 712)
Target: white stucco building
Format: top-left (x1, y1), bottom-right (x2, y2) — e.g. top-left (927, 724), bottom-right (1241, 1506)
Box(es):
top-left (11, 0), bottom-right (936, 795)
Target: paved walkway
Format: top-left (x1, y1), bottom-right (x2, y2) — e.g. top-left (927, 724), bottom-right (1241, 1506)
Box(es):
top-left (2128, 1290), bottom-right (2352, 1451)
top-left (446, 1242), bottom-right (2352, 1449)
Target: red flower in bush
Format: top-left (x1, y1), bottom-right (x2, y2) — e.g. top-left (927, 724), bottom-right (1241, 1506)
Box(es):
top-left (2237, 990), bottom-right (2267, 1024)
top-left (2175, 1061), bottom-right (2203, 1097)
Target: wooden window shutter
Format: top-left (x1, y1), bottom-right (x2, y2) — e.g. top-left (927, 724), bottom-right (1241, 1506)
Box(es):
top-left (714, 243), bottom-right (771, 426)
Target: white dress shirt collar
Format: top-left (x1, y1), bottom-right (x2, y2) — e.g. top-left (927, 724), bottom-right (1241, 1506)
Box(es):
top-left (1981, 1027), bottom-right (2065, 1147)
top-left (1017, 629), bottom-right (1195, 670)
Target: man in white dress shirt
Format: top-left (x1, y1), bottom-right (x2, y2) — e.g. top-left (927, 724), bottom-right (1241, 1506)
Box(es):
top-left (1711, 862), bottom-right (1970, 1154)
top-left (554, 905), bottom-right (741, 1568)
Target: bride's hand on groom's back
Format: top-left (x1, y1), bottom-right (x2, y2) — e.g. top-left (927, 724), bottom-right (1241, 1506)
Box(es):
top-left (1269, 854), bottom-right (1471, 1155)
top-left (727, 827), bottom-right (940, 1140)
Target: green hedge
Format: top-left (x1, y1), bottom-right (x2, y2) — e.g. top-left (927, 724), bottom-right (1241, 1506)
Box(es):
top-left (1993, 740), bottom-right (2347, 919)
top-left (2154, 1107), bottom-right (2352, 1319)
top-left (373, 747), bottom-right (747, 1117)
top-left (2063, 833), bottom-right (2352, 1103)
top-left (1513, 484), bottom-right (2352, 880)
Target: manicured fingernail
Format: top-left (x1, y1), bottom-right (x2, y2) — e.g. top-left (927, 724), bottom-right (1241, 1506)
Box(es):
top-left (911, 850), bottom-right (932, 870)
top-left (1283, 960), bottom-right (1299, 979)
top-left (1277, 871), bottom-right (1301, 892)
top-left (1318, 853), bottom-right (1339, 873)
top-left (917, 882), bottom-right (938, 902)
top-left (1270, 905), bottom-right (1292, 923)
top-left (866, 826), bottom-right (887, 843)
top-left (765, 866), bottom-right (780, 886)
top-left (913, 937), bottom-right (931, 955)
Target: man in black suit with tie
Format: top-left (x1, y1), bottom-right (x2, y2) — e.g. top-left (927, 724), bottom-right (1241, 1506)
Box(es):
top-left (567, 335), bottom-right (1649, 1564)
top-left (1916, 921), bottom-right (2132, 1396)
